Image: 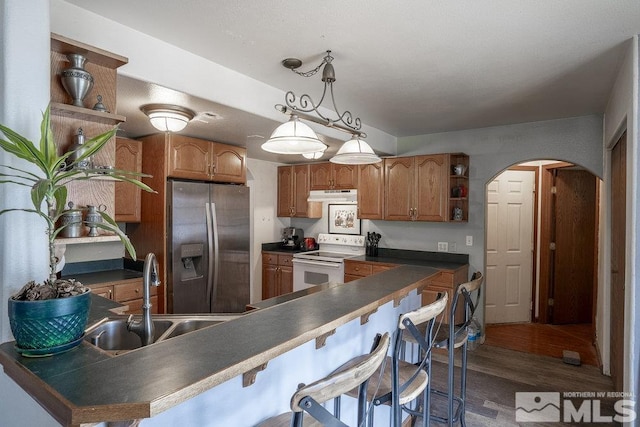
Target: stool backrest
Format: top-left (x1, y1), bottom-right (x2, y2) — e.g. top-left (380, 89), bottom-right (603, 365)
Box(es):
top-left (399, 292), bottom-right (448, 330)
top-left (455, 271), bottom-right (483, 326)
top-left (445, 271), bottom-right (484, 345)
top-left (290, 332), bottom-right (391, 412)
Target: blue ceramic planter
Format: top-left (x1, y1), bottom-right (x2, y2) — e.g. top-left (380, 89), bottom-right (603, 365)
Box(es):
top-left (8, 290), bottom-right (91, 356)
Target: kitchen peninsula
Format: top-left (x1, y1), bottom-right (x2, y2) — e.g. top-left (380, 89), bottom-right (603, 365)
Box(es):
top-left (0, 265), bottom-right (451, 426)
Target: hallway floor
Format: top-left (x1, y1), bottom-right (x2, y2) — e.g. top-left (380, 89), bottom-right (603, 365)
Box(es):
top-left (484, 322), bottom-right (599, 366)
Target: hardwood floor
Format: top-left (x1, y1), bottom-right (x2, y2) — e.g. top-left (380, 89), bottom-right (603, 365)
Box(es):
top-left (484, 322), bottom-right (599, 366)
top-left (428, 344), bottom-right (616, 426)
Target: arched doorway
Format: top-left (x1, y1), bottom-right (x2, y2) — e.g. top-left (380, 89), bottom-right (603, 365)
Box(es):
top-left (484, 160), bottom-right (601, 364)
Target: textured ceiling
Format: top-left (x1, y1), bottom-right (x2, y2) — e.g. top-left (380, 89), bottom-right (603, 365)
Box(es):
top-left (64, 0), bottom-right (640, 156)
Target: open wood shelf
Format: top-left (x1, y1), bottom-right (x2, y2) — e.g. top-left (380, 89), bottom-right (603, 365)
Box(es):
top-left (50, 102), bottom-right (126, 125)
top-left (54, 234), bottom-right (120, 245)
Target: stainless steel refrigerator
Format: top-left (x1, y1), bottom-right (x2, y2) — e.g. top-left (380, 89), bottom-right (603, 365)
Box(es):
top-left (167, 180), bottom-right (250, 313)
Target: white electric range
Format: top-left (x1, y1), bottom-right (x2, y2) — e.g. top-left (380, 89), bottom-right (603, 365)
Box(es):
top-left (292, 233), bottom-right (365, 291)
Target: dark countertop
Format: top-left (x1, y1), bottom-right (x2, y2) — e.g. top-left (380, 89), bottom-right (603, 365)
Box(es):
top-left (0, 265), bottom-right (438, 426)
top-left (61, 269), bottom-right (143, 286)
top-left (261, 241), bottom-right (318, 253)
top-left (348, 247), bottom-right (469, 271)
top-left (60, 258), bottom-right (143, 286)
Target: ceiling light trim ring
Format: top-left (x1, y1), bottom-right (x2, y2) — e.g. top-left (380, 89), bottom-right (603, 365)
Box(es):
top-left (141, 103), bottom-right (196, 132)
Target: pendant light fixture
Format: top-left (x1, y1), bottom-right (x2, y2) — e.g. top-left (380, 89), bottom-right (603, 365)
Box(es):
top-left (141, 104), bottom-right (195, 132)
top-left (262, 114), bottom-right (327, 154)
top-left (330, 135), bottom-right (380, 164)
top-left (266, 50), bottom-right (381, 164)
top-left (302, 150), bottom-right (326, 160)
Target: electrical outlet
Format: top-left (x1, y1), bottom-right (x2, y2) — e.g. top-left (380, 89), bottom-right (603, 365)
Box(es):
top-left (437, 242), bottom-right (448, 252)
top-left (449, 242), bottom-right (457, 252)
top-left (466, 235), bottom-right (473, 246)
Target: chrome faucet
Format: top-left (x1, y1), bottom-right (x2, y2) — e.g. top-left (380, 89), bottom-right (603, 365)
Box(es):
top-left (127, 253), bottom-right (161, 346)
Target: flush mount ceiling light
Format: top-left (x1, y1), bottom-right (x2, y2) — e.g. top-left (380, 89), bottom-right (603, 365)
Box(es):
top-left (141, 103), bottom-right (196, 132)
top-left (266, 50), bottom-right (381, 164)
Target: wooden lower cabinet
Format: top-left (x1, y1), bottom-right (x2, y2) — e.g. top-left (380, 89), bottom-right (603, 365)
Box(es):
top-left (89, 278), bottom-right (158, 315)
top-left (421, 266), bottom-right (469, 324)
top-left (345, 259), bottom-right (469, 323)
top-left (344, 260), bottom-right (397, 282)
top-left (262, 252), bottom-right (293, 299)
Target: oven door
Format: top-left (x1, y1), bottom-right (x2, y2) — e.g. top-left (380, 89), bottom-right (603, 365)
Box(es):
top-left (292, 258), bottom-right (344, 292)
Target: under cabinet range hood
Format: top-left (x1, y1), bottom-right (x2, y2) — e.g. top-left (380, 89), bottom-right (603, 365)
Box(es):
top-left (307, 189), bottom-right (357, 202)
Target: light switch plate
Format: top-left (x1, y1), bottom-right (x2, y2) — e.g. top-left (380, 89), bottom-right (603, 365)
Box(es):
top-left (437, 242), bottom-right (448, 252)
top-left (466, 236), bottom-right (473, 246)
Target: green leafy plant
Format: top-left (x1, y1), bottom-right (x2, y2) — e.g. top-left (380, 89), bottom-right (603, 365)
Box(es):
top-left (0, 105), bottom-right (154, 287)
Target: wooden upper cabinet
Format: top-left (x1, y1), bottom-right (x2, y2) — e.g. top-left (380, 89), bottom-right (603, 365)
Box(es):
top-left (384, 154), bottom-right (450, 222)
top-left (277, 166), bottom-right (294, 217)
top-left (357, 162), bottom-right (384, 219)
top-left (333, 164), bottom-right (357, 189)
top-left (211, 144), bottom-right (246, 184)
top-left (115, 137), bottom-right (142, 222)
top-left (168, 135), bottom-right (211, 180)
top-left (309, 162), bottom-right (357, 190)
top-left (384, 157), bottom-right (415, 220)
top-left (167, 134), bottom-right (247, 184)
top-left (292, 165), bottom-right (312, 217)
top-left (277, 165), bottom-right (321, 218)
top-left (309, 163), bottom-right (332, 190)
top-left (414, 154), bottom-right (448, 222)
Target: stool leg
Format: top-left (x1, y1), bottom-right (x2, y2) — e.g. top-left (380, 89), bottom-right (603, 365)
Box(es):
top-left (447, 344), bottom-right (455, 426)
top-left (424, 350), bottom-right (432, 427)
top-left (460, 341), bottom-right (468, 427)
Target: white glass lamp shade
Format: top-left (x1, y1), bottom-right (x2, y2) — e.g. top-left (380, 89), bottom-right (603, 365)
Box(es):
top-left (141, 104), bottom-right (195, 132)
top-left (330, 136), bottom-right (381, 164)
top-left (262, 115), bottom-right (327, 155)
top-left (302, 146), bottom-right (327, 160)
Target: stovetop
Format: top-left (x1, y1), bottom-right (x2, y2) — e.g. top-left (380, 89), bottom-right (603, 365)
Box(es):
top-left (293, 233), bottom-right (365, 262)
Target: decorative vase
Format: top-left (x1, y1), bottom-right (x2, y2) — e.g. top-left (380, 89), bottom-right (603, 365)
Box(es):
top-left (8, 290), bottom-right (91, 356)
top-left (85, 204), bottom-right (105, 237)
top-left (67, 127), bottom-right (92, 169)
top-left (60, 53), bottom-right (94, 108)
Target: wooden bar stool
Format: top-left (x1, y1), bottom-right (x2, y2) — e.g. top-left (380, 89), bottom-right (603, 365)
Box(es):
top-left (404, 272), bottom-right (483, 426)
top-left (334, 292), bottom-right (448, 427)
top-left (257, 332), bottom-right (390, 427)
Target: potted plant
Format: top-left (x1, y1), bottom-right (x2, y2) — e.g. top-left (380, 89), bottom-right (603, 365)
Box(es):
top-left (0, 105), bottom-right (153, 356)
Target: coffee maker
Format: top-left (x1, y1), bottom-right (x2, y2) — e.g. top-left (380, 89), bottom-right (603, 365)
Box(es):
top-left (281, 227), bottom-right (304, 249)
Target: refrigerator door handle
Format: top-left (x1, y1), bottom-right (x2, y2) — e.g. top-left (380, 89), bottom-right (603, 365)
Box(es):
top-left (205, 203), bottom-right (215, 305)
top-left (210, 202), bottom-right (220, 309)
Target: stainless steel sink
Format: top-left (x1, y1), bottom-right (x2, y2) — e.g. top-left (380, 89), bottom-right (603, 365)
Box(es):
top-left (84, 314), bottom-right (242, 356)
top-left (164, 319), bottom-right (224, 339)
top-left (85, 319), bottom-right (173, 352)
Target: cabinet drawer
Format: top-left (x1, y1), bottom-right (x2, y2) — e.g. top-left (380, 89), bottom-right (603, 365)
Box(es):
top-left (90, 284), bottom-right (113, 300)
top-left (372, 264), bottom-right (395, 274)
top-left (113, 279), bottom-right (157, 303)
top-left (345, 262), bottom-right (372, 277)
top-left (278, 254), bottom-right (293, 266)
top-left (123, 295), bottom-right (159, 315)
top-left (262, 252), bottom-right (278, 265)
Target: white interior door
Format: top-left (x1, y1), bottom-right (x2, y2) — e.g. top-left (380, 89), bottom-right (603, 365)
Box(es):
top-left (486, 170), bottom-right (535, 323)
